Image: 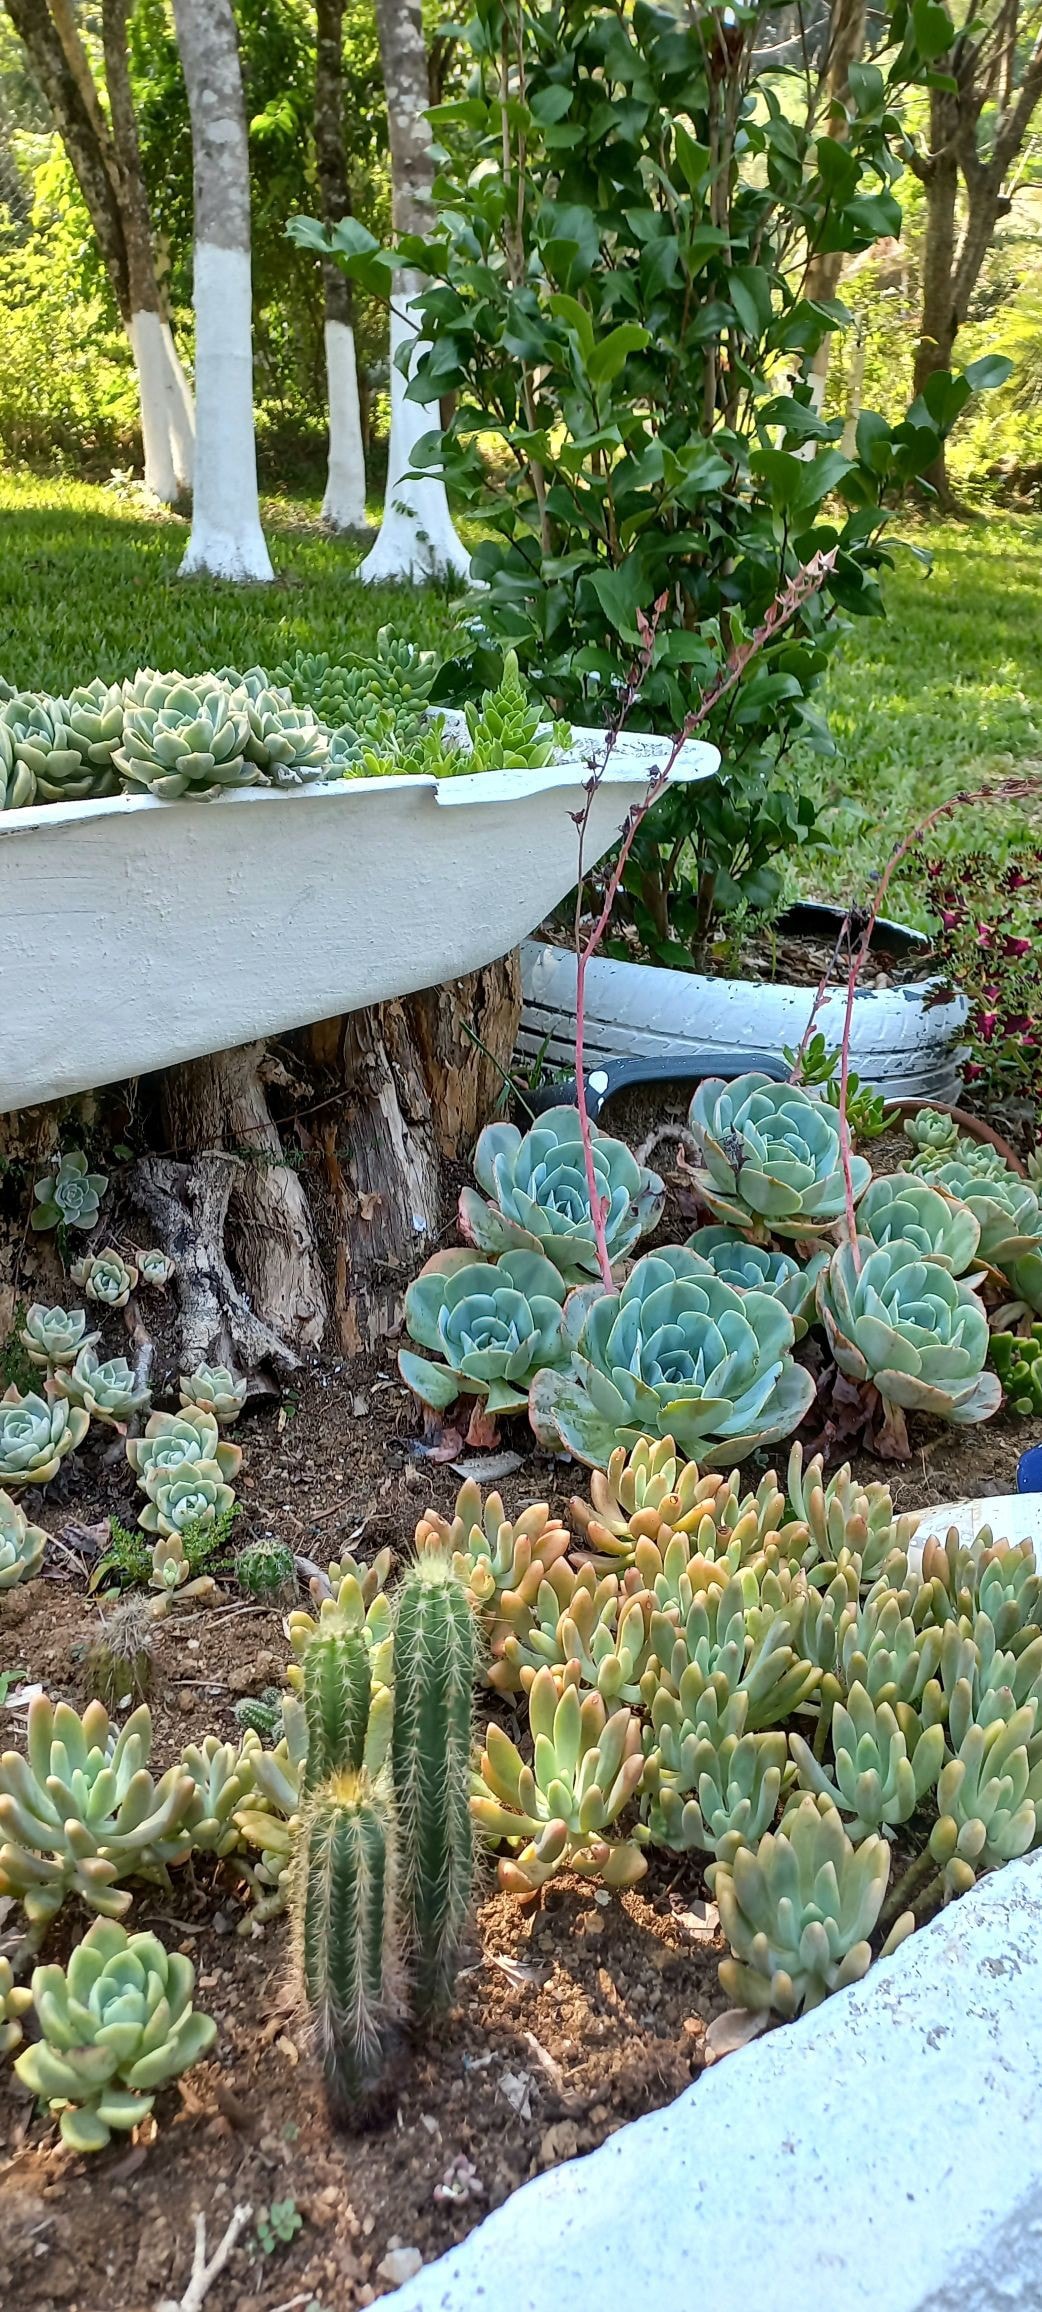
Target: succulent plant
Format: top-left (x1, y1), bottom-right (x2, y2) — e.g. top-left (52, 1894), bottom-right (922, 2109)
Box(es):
top-left (684, 1226), bottom-right (828, 1338)
top-left (834, 1587), bottom-right (944, 1714)
top-left (83, 1598), bottom-right (156, 1712)
top-left (233, 1687), bottom-right (283, 1743)
top-left (459, 1106), bottom-right (664, 1284)
top-left (126, 1406), bottom-right (242, 1490)
top-left (301, 1624), bottom-right (378, 1800)
top-left (59, 677), bottom-right (125, 774)
top-left (69, 1248), bottom-right (139, 1309)
top-left (180, 1735), bottom-right (256, 1855)
top-left (929, 1166), bottom-right (1042, 1277)
top-left (0, 693), bottom-right (110, 803)
top-left (399, 1247), bottom-right (571, 1414)
top-left (0, 1698), bottom-right (192, 1929)
top-left (147, 1533), bottom-right (216, 1602)
top-left (232, 1711), bottom-right (306, 1927)
top-left (785, 1445), bottom-right (920, 1593)
top-left (138, 1463), bottom-right (237, 1541)
top-left (243, 690), bottom-right (333, 786)
top-left (903, 1107), bottom-right (960, 1162)
top-left (990, 1324), bottom-right (1042, 1415)
top-left (530, 1248), bottom-right (815, 1470)
top-left (0, 1386), bottom-right (89, 1486)
top-left (472, 1666), bottom-right (647, 1891)
top-left (292, 1770), bottom-right (403, 2121)
top-left (31, 1151), bottom-right (108, 1234)
top-left (53, 1346), bottom-right (151, 1427)
top-left (0, 1490), bottom-right (46, 1588)
top-left (0, 1953), bottom-right (32, 2055)
top-left (392, 1554), bottom-right (477, 2015)
top-left (463, 649), bottom-right (558, 772)
top-left (646, 1571), bottom-right (820, 1732)
top-left (235, 1537), bottom-right (296, 1600)
top-left (414, 1479), bottom-right (570, 1655)
top-left (817, 1238), bottom-right (1001, 1456)
top-left (904, 1113), bottom-right (1012, 1184)
top-left (570, 1438), bottom-right (796, 1575)
top-left (487, 1559), bottom-right (640, 1701)
top-left (709, 1792), bottom-right (909, 2016)
top-left (915, 1528), bottom-right (1042, 1645)
top-left (789, 1682), bottom-right (945, 1840)
top-left (14, 1918), bottom-right (216, 2151)
top-left (134, 1248), bottom-right (176, 1289)
top-left (927, 1702), bottom-right (1042, 1887)
top-left (115, 675), bottom-right (259, 801)
top-left (853, 1173), bottom-right (981, 1275)
top-left (19, 1304), bottom-right (99, 1373)
top-left (178, 1364), bottom-right (248, 1424)
top-left (643, 1704), bottom-right (789, 1859)
top-left (0, 714), bottom-right (35, 809)
top-left (686, 1073), bottom-right (871, 1240)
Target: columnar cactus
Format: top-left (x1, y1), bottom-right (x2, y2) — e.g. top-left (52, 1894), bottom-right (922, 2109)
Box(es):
top-left (292, 1770), bottom-right (403, 2122)
top-left (14, 1918), bottom-right (216, 2151)
top-left (392, 1554), bottom-right (477, 2014)
top-left (302, 1627), bottom-right (373, 1796)
top-left (414, 1479), bottom-right (570, 1655)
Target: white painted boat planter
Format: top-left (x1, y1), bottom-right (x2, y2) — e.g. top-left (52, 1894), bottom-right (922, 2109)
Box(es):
top-left (518, 937), bottom-right (969, 1103)
top-left (0, 730), bottom-right (717, 1113)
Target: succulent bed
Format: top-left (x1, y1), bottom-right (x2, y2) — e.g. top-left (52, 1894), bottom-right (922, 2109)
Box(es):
top-left (1, 1079), bottom-right (1041, 2307)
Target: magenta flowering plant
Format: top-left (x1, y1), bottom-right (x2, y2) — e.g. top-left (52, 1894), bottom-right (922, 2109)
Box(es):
top-left (919, 851), bottom-right (1042, 1125)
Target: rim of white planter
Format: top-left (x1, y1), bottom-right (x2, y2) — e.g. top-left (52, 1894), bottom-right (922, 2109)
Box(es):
top-left (0, 730), bottom-right (717, 1114)
top-left (909, 1492), bottom-right (1042, 1568)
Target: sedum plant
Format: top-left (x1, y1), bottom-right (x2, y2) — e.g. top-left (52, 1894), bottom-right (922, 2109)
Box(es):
top-left (472, 1666), bottom-right (647, 1892)
top-left (459, 1105), bottom-right (664, 1283)
top-left (179, 1363), bottom-right (248, 1424)
top-left (138, 1462), bottom-right (237, 1541)
top-left (293, 1769), bottom-right (403, 2122)
top-left (686, 1074), bottom-right (871, 1241)
top-left (19, 1304), bottom-right (98, 1372)
top-left (817, 1239), bottom-right (1001, 1457)
top-left (0, 1490), bottom-right (46, 1587)
top-left (14, 1918), bottom-right (216, 2152)
top-left (180, 1735), bottom-right (256, 1856)
top-left (0, 1953), bottom-right (31, 2055)
top-left (414, 1479), bottom-right (570, 1656)
top-left (529, 1248), bottom-right (814, 1469)
top-left (54, 1346), bottom-right (151, 1427)
top-left (990, 1325), bottom-right (1042, 1415)
top-left (399, 1246), bottom-right (570, 1415)
top-left (31, 1151), bottom-right (108, 1234)
top-left (0, 1386), bottom-right (89, 1486)
top-left (926, 1704), bottom-right (1042, 1888)
top-left (69, 1248), bottom-right (139, 1309)
top-left (644, 1708), bottom-right (788, 1860)
top-left (127, 1406), bottom-right (242, 1491)
top-left (392, 1554), bottom-right (477, 2014)
top-left (684, 1226), bottom-right (828, 1339)
top-left (853, 1174), bottom-right (981, 1275)
top-left (0, 1697), bottom-right (192, 1931)
top-left (789, 1683), bottom-right (945, 1841)
top-left (785, 1445), bottom-right (920, 1593)
top-left (569, 1438), bottom-right (797, 1574)
top-left (115, 674), bottom-right (259, 801)
top-left (709, 1792), bottom-right (911, 2017)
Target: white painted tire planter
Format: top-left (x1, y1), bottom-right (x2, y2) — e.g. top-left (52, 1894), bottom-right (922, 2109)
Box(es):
top-left (517, 939), bottom-right (968, 1103)
top-left (0, 730), bottom-right (717, 1114)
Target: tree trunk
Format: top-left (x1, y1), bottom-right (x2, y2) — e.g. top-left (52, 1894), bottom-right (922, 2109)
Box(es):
top-left (913, 141), bottom-right (959, 500)
top-left (315, 0), bottom-right (368, 532)
top-left (804, 0), bottom-right (868, 410)
top-left (2, 0), bottom-right (130, 318)
top-left (359, 0), bottom-right (469, 583)
top-left (171, 0), bottom-right (273, 581)
top-left (102, 0), bottom-right (195, 499)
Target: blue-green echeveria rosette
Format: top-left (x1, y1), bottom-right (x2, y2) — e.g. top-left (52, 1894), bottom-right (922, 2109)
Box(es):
top-left (816, 1236), bottom-right (1001, 1457)
top-left (399, 1247), bottom-right (570, 1414)
top-left (14, 1917), bottom-right (216, 2153)
top-left (31, 1151), bottom-right (109, 1234)
top-left (686, 1073), bottom-right (871, 1239)
top-left (684, 1225), bottom-right (829, 1340)
top-left (459, 1106), bottom-right (664, 1282)
top-left (529, 1247), bottom-right (815, 1470)
top-left (854, 1173), bottom-right (982, 1275)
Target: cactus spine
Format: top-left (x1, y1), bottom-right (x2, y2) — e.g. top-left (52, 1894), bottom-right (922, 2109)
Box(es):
top-left (293, 1769), bottom-right (402, 2122)
top-left (302, 1627), bottom-right (372, 1794)
top-left (392, 1551), bottom-right (476, 2017)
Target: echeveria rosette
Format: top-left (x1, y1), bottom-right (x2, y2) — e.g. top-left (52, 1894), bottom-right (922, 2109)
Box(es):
top-left (243, 690), bottom-right (333, 786)
top-left (684, 1225), bottom-right (829, 1340)
top-left (138, 1463), bottom-right (237, 1540)
top-left (0, 714), bottom-right (35, 810)
top-left (855, 1173), bottom-right (982, 1276)
top-left (929, 1166), bottom-right (1042, 1312)
top-left (14, 1918), bottom-right (216, 2153)
top-left (59, 678), bottom-right (124, 775)
top-left (53, 1347), bottom-right (151, 1429)
top-left (134, 1248), bottom-right (176, 1290)
top-left (686, 1073), bottom-right (871, 1240)
top-left (178, 1364), bottom-right (247, 1425)
top-left (399, 1247), bottom-right (571, 1414)
top-left (528, 1247), bottom-right (815, 1470)
top-left (817, 1237), bottom-right (1001, 1458)
top-left (31, 1151), bottom-right (108, 1234)
top-left (0, 694), bottom-right (109, 803)
top-left (115, 675), bottom-right (258, 802)
top-left (126, 1408), bottom-right (242, 1491)
top-left (460, 1106), bottom-right (664, 1283)
top-left (69, 1248), bottom-right (139, 1309)
top-left (19, 1304), bottom-right (99, 1373)
top-left (0, 1387), bottom-right (89, 1486)
top-left (0, 1490), bottom-right (47, 1587)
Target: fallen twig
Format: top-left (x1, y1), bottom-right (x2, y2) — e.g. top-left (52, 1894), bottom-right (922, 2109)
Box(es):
top-left (156, 2202), bottom-right (252, 2312)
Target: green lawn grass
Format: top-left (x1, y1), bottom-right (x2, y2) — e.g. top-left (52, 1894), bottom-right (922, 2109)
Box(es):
top-left (1, 472), bottom-right (1039, 922)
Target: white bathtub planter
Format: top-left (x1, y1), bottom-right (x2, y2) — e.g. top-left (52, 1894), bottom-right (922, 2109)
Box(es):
top-left (0, 729), bottom-right (718, 1114)
top-left (909, 1493), bottom-right (1042, 1568)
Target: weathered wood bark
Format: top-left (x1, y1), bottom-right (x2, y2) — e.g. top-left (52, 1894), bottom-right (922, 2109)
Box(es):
top-left (314, 0), bottom-right (368, 531)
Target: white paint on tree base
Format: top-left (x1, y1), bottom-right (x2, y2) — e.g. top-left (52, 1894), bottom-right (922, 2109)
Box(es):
top-left (359, 282), bottom-right (470, 583)
top-left (0, 730), bottom-right (717, 1113)
top-left (321, 316), bottom-right (367, 531)
top-left (391, 1852), bottom-right (1042, 2312)
top-left (130, 309), bottom-right (184, 505)
top-left (160, 319), bottom-right (196, 494)
top-left (179, 243), bottom-right (273, 583)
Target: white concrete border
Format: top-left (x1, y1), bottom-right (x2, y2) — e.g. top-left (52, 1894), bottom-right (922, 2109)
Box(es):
top-left (393, 1852), bottom-right (1042, 2311)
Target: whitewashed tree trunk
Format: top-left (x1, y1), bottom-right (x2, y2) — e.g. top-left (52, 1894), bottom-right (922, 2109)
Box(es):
top-left (322, 316), bottom-right (367, 528)
top-left (360, 0), bottom-right (468, 584)
top-left (160, 321), bottom-right (196, 493)
top-left (314, 0), bottom-right (368, 531)
top-left (129, 310), bottom-right (181, 502)
top-left (171, 0), bottom-right (272, 581)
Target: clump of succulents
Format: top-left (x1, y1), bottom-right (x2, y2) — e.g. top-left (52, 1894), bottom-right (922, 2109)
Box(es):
top-left (0, 1490), bottom-right (46, 1587)
top-left (19, 1304), bottom-right (99, 1373)
top-left (686, 1073), bottom-right (871, 1240)
top-left (138, 1463), bottom-right (237, 1542)
top-left (399, 1247), bottom-right (571, 1416)
top-left (990, 1324), bottom-right (1042, 1415)
top-left (0, 1953), bottom-right (31, 2054)
top-left (179, 1363), bottom-right (247, 1424)
top-left (31, 1151), bottom-right (108, 1233)
top-left (459, 1106), bottom-right (664, 1283)
top-left (853, 1173), bottom-right (981, 1275)
top-left (14, 1918), bottom-right (216, 2151)
top-left (243, 689), bottom-right (333, 785)
top-left (148, 1533), bottom-right (218, 1603)
top-left (59, 678), bottom-right (125, 774)
top-left (115, 674), bottom-right (258, 801)
top-left (415, 1480), bottom-right (569, 1657)
top-left (684, 1225), bottom-right (828, 1338)
top-left (785, 1444), bottom-right (920, 1592)
top-left (789, 1682), bottom-right (945, 1840)
top-left (0, 1697), bottom-right (192, 1930)
top-left (127, 1406), bottom-right (242, 1490)
top-left (69, 1248), bottom-right (139, 1309)
top-left (643, 1711), bottom-right (789, 1859)
top-left (902, 1107), bottom-right (960, 1166)
top-left (0, 694), bottom-right (111, 803)
top-left (709, 1792), bottom-right (913, 2016)
top-left (463, 649), bottom-right (557, 772)
top-left (931, 1169), bottom-right (1042, 1313)
top-left (134, 1248), bottom-right (176, 1289)
top-left (180, 1734), bottom-right (255, 1855)
top-left (0, 1386), bottom-right (89, 1486)
top-left (472, 1667), bottom-right (647, 1891)
top-left (816, 1238), bottom-right (1001, 1458)
top-left (530, 1248), bottom-right (815, 1469)
top-left (54, 1346), bottom-right (151, 1428)
top-left (235, 1537), bottom-right (296, 1601)
top-left (0, 715), bottom-right (35, 809)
